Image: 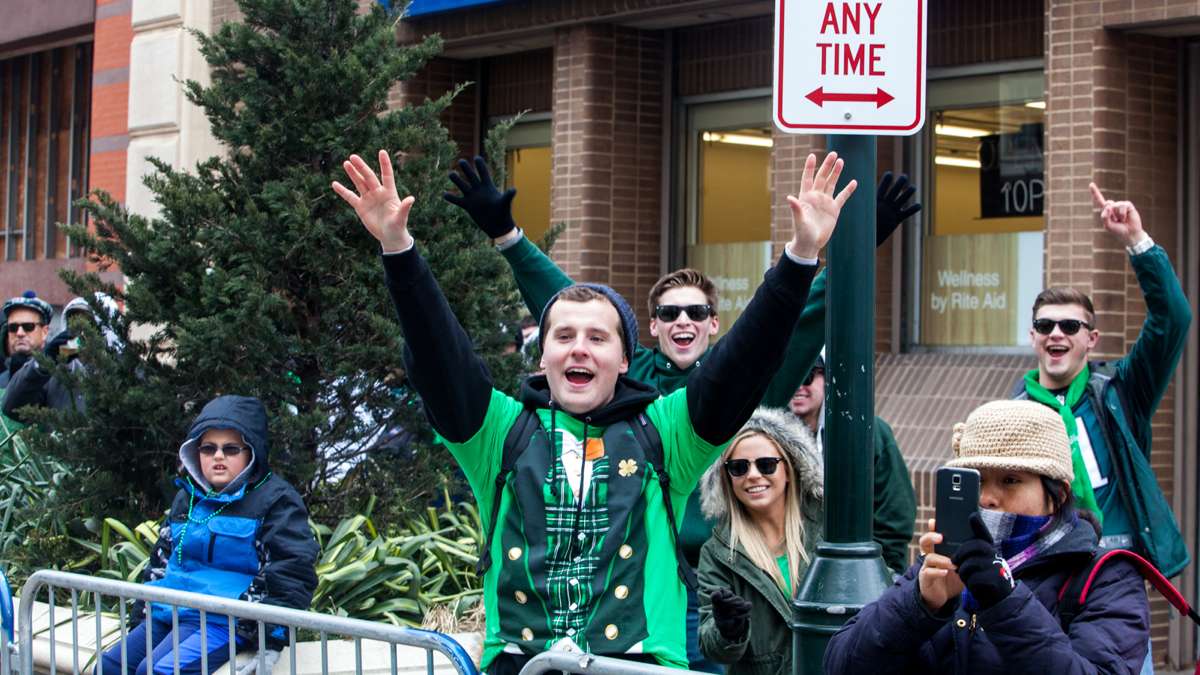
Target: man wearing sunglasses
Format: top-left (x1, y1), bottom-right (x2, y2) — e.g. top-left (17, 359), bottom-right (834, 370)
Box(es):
top-left (1, 291), bottom-right (53, 390)
top-left (790, 353), bottom-right (915, 573)
top-left (441, 156), bottom-right (919, 671)
top-left (1012, 184), bottom-right (1192, 581)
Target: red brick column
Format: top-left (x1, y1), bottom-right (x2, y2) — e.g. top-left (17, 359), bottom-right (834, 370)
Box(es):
top-left (550, 24), bottom-right (664, 337)
top-left (88, 0), bottom-right (131, 205)
top-left (1045, 1), bottom-right (1186, 666)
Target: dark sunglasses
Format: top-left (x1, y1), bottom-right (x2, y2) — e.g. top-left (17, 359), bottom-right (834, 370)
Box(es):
top-left (724, 457), bottom-right (783, 478)
top-left (653, 304), bottom-right (714, 322)
top-left (6, 322), bottom-right (43, 334)
top-left (198, 443), bottom-right (248, 457)
top-left (802, 367), bottom-right (824, 386)
top-left (1032, 318), bottom-right (1091, 336)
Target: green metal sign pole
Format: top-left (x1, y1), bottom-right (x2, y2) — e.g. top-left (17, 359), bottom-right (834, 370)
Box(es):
top-left (791, 134), bottom-right (892, 674)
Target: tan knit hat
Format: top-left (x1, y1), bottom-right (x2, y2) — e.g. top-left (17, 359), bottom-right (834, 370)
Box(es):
top-left (945, 400), bottom-right (1074, 482)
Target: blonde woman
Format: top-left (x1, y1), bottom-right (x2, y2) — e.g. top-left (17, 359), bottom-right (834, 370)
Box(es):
top-left (696, 407), bottom-right (824, 675)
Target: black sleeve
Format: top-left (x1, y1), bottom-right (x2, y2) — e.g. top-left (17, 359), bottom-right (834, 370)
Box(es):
top-left (1, 358), bottom-right (51, 422)
top-left (381, 248), bottom-right (494, 443)
top-left (255, 483), bottom-right (319, 611)
top-left (687, 254), bottom-right (818, 445)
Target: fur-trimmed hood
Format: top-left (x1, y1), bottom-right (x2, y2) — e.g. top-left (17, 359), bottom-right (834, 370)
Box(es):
top-left (700, 406), bottom-right (824, 522)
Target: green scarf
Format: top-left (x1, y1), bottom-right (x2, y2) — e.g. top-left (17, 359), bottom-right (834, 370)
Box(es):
top-left (1022, 367), bottom-right (1103, 525)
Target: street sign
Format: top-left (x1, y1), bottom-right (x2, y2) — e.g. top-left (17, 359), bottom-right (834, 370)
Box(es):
top-left (774, 0), bottom-right (928, 135)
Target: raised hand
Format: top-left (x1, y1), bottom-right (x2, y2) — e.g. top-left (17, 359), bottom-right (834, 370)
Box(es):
top-left (1089, 182), bottom-right (1146, 247)
top-left (875, 171), bottom-right (921, 248)
top-left (917, 518), bottom-right (965, 612)
top-left (443, 156), bottom-right (518, 239)
top-left (332, 150), bottom-right (416, 253)
top-left (786, 152), bottom-right (858, 259)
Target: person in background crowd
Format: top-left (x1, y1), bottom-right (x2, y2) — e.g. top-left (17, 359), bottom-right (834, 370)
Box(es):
top-left (1, 290), bottom-right (52, 390)
top-left (790, 351), bottom-right (916, 573)
top-left (696, 408), bottom-right (823, 675)
top-left (1012, 184), bottom-right (1190, 581)
top-left (824, 399), bottom-right (1150, 675)
top-left (3, 294), bottom-right (120, 421)
top-left (99, 395), bottom-right (319, 675)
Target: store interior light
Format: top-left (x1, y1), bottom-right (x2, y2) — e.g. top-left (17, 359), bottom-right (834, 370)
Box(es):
top-left (1025, 100), bottom-right (1046, 109)
top-left (702, 131), bottom-right (774, 148)
top-left (934, 124), bottom-right (991, 138)
top-left (935, 156), bottom-right (983, 169)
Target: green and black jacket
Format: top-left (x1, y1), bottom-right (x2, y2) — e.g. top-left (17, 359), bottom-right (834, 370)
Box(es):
top-left (381, 245), bottom-right (817, 669)
top-left (1011, 245), bottom-right (1192, 577)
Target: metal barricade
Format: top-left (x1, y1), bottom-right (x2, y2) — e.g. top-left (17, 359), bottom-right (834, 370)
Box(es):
top-left (17, 571), bottom-right (478, 675)
top-left (516, 653), bottom-right (694, 675)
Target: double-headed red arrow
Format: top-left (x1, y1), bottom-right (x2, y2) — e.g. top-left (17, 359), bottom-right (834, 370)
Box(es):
top-left (805, 87), bottom-right (894, 108)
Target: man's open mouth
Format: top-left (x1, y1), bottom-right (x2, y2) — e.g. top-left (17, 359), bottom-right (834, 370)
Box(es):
top-left (565, 367), bottom-right (594, 385)
top-left (1047, 345), bottom-right (1070, 357)
top-left (670, 332), bottom-right (696, 348)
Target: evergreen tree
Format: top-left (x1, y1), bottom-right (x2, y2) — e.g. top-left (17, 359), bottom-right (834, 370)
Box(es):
top-left (23, 0), bottom-right (524, 527)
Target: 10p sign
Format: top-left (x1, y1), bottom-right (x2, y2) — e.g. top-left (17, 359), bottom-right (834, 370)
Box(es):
top-left (774, 0), bottom-right (928, 135)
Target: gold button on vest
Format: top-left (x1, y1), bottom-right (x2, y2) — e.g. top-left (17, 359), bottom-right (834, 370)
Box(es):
top-left (614, 585), bottom-right (629, 600)
top-left (618, 545), bottom-right (633, 559)
top-left (514, 590), bottom-right (527, 604)
top-left (605, 624), bottom-right (619, 640)
top-left (508, 547), bottom-right (522, 561)
top-left (521, 628), bottom-right (534, 641)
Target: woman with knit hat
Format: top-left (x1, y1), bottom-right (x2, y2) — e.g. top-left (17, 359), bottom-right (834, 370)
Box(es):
top-left (696, 407), bottom-right (823, 675)
top-left (825, 399), bottom-right (1150, 674)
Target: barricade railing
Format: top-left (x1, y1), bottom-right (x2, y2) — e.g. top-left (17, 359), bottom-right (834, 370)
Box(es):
top-left (18, 571), bottom-right (478, 675)
top-left (516, 652), bottom-right (693, 675)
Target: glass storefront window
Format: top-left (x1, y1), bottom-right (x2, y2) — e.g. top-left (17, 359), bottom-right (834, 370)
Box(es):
top-left (918, 71), bottom-right (1045, 347)
top-left (683, 98), bottom-right (772, 335)
top-left (502, 120), bottom-right (552, 243)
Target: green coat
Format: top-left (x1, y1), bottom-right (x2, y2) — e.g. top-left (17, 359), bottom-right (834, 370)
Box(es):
top-left (1013, 245), bottom-right (1192, 577)
top-left (499, 235), bottom-right (827, 561)
top-left (870, 419), bottom-right (917, 573)
top-left (696, 512), bottom-right (822, 675)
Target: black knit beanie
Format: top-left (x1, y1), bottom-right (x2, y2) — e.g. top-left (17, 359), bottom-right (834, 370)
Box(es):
top-left (538, 283), bottom-right (639, 363)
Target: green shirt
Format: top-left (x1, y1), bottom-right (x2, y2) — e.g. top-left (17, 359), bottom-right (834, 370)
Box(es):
top-left (775, 555), bottom-right (791, 595)
top-left (455, 388), bottom-right (724, 668)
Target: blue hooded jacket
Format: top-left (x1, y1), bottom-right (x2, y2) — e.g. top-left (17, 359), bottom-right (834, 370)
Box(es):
top-left (142, 396), bottom-right (319, 646)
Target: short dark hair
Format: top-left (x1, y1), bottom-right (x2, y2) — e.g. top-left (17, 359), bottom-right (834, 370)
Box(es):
top-left (1032, 287), bottom-right (1095, 325)
top-left (1040, 475), bottom-right (1077, 522)
top-left (648, 269), bottom-right (718, 315)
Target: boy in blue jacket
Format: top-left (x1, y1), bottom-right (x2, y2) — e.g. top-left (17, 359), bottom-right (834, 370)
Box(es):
top-left (100, 395), bottom-right (319, 675)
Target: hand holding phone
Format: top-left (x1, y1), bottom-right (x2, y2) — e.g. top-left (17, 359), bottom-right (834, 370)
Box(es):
top-left (934, 467), bottom-right (980, 557)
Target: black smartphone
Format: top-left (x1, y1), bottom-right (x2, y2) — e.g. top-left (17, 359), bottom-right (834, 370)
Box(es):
top-left (934, 467), bottom-right (980, 557)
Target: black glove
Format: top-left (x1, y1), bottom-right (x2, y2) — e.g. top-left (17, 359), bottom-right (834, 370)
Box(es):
top-left (7, 352), bottom-right (30, 377)
top-left (951, 512), bottom-right (1015, 610)
top-left (710, 587), bottom-right (752, 641)
top-left (875, 171), bottom-right (921, 248)
top-left (44, 331), bottom-right (73, 362)
top-left (443, 156), bottom-right (517, 239)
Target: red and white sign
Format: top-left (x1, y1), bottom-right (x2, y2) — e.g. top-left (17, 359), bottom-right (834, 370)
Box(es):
top-left (774, 0), bottom-right (927, 136)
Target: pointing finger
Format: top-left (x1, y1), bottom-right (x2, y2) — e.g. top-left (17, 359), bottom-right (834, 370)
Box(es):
top-left (1088, 182), bottom-right (1107, 210)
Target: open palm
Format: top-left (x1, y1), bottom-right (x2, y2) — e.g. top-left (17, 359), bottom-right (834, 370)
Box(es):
top-left (786, 152), bottom-right (857, 258)
top-left (332, 150), bottom-right (415, 252)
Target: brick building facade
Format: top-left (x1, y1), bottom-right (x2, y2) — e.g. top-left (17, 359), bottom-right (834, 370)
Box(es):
top-left (397, 0), bottom-right (1200, 667)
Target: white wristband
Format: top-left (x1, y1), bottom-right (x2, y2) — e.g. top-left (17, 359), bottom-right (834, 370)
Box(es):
top-left (1126, 237), bottom-right (1154, 256)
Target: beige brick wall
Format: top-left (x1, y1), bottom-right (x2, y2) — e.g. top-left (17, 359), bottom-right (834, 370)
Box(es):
top-left (550, 24), bottom-right (664, 340)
